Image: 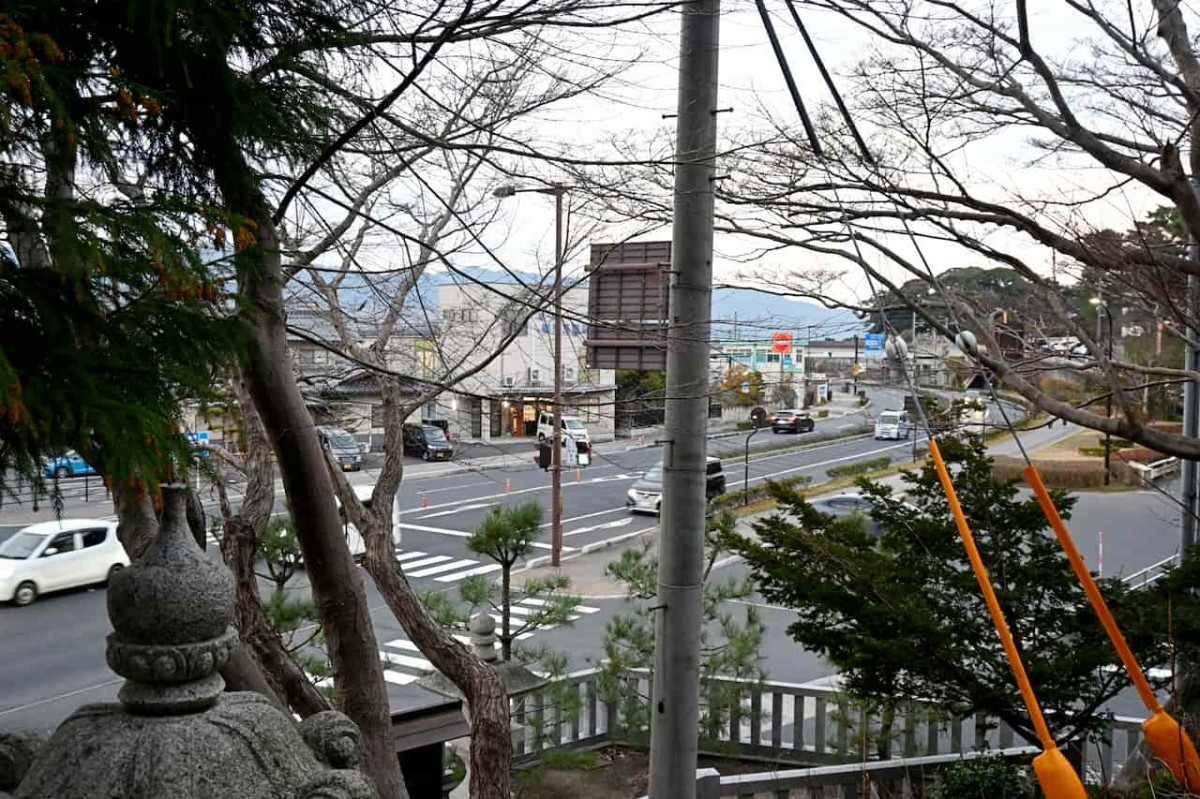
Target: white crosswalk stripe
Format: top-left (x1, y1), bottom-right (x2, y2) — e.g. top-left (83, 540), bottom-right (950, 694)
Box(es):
top-left (387, 548), bottom-right (502, 583)
top-left (374, 599), bottom-right (603, 685)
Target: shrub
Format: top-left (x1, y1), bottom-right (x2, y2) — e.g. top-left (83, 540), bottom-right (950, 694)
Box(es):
top-left (817, 409), bottom-right (830, 418)
top-left (827, 456), bottom-right (891, 479)
top-left (929, 753), bottom-right (1029, 799)
top-left (1078, 446), bottom-right (1107, 457)
top-left (710, 474), bottom-right (812, 511)
top-left (992, 456), bottom-right (1109, 489)
top-left (735, 420), bottom-right (755, 431)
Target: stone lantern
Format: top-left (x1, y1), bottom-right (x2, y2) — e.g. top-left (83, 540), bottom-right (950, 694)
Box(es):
top-left (10, 485), bottom-right (376, 799)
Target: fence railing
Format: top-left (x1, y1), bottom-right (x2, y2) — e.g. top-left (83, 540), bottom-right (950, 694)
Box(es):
top-left (1124, 553), bottom-right (1180, 589)
top-left (1126, 457), bottom-right (1180, 485)
top-left (0, 473), bottom-right (110, 513)
top-left (508, 668), bottom-right (1144, 785)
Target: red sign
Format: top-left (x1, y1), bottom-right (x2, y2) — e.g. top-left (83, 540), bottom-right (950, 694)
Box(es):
top-left (771, 332), bottom-right (792, 354)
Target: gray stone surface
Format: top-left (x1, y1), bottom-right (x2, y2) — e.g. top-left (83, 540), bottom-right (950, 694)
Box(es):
top-left (15, 694), bottom-right (374, 799)
top-left (15, 485), bottom-right (377, 798)
top-left (107, 487), bottom-right (234, 647)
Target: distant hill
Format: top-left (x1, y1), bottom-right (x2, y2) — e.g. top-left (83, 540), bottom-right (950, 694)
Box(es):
top-left (711, 287), bottom-right (861, 342)
top-left (290, 267), bottom-right (861, 341)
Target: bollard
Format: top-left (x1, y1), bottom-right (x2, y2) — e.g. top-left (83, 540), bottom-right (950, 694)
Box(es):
top-left (420, 493), bottom-right (428, 508)
top-left (576, 468), bottom-right (582, 484)
top-left (505, 478), bottom-right (511, 495)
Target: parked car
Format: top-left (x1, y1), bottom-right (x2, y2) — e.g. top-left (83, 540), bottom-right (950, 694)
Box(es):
top-left (771, 409), bottom-right (815, 434)
top-left (316, 425), bottom-right (362, 471)
top-left (626, 457), bottom-right (726, 514)
top-left (42, 451), bottom-right (97, 479)
top-left (403, 423), bottom-right (455, 461)
top-left (0, 519), bottom-right (129, 607)
top-left (873, 410), bottom-right (911, 440)
top-left (536, 412), bottom-right (591, 450)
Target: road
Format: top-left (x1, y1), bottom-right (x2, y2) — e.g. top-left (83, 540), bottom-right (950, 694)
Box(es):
top-left (3, 387), bottom-right (1175, 734)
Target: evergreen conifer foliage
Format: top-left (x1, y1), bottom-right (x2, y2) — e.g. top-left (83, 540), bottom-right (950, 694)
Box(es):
top-left (725, 436), bottom-right (1179, 746)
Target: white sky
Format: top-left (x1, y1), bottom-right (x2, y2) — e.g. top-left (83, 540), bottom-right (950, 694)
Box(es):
top-left (355, 2), bottom-right (1177, 310)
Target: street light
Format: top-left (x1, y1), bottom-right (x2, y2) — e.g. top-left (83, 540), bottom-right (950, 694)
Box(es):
top-left (1090, 296), bottom-right (1114, 485)
top-left (495, 182), bottom-right (568, 566)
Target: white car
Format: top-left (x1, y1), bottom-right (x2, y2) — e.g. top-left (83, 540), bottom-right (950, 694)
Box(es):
top-left (536, 412), bottom-right (591, 448)
top-left (335, 484), bottom-right (403, 559)
top-left (0, 519), bottom-right (130, 607)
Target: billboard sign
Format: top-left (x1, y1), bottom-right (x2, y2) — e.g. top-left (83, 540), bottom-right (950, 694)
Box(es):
top-left (864, 333), bottom-right (885, 352)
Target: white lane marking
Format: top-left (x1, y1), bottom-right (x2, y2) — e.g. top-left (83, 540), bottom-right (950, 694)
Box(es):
top-left (393, 550), bottom-right (429, 563)
top-left (381, 650), bottom-right (433, 671)
top-left (398, 522), bottom-right (568, 551)
top-left (398, 523), bottom-right (468, 538)
top-left (402, 469), bottom-right (631, 514)
top-left (408, 558), bottom-right (484, 578)
top-left (419, 503), bottom-right (493, 519)
top-left (384, 670), bottom-right (419, 685)
top-left (397, 555), bottom-right (452, 571)
top-left (420, 481), bottom-right (493, 495)
top-left (518, 598), bottom-right (601, 614)
top-left (434, 563), bottom-right (502, 582)
top-left (542, 506), bottom-right (627, 528)
top-left (564, 518), bottom-right (632, 538)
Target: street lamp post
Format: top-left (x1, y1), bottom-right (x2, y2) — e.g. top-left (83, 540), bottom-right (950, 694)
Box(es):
top-left (495, 183), bottom-right (567, 566)
top-left (1091, 296), bottom-right (1114, 486)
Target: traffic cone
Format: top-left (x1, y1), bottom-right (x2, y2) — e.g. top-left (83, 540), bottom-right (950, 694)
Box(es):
top-left (576, 468), bottom-right (582, 484)
top-left (505, 478), bottom-right (511, 495)
top-left (420, 493), bottom-right (427, 508)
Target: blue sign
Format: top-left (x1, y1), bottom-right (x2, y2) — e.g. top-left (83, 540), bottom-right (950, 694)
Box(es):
top-left (185, 431), bottom-right (211, 457)
top-left (864, 333), bottom-right (885, 352)
top-left (783, 355), bottom-right (792, 367)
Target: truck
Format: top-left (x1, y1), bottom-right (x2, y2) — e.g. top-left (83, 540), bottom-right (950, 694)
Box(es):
top-left (874, 409), bottom-right (911, 440)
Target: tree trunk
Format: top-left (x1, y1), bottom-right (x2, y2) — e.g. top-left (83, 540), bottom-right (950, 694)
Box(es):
top-left (328, 457), bottom-right (513, 799)
top-left (363, 545), bottom-right (512, 799)
top-left (501, 565), bottom-right (512, 662)
top-left (216, 169), bottom-right (407, 798)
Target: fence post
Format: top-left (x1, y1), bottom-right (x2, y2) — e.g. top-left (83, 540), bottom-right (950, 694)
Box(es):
top-left (696, 767), bottom-right (721, 799)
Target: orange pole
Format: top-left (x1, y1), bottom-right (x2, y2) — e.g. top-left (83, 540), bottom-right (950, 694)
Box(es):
top-left (1025, 464), bottom-right (1200, 791)
top-left (929, 441), bottom-right (1054, 747)
top-left (505, 478), bottom-right (511, 495)
top-left (928, 440), bottom-right (1085, 799)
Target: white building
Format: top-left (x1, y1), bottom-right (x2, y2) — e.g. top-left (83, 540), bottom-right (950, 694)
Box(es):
top-left (429, 280), bottom-right (617, 442)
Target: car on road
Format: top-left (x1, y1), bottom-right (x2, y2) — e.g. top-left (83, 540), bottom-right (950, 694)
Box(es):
top-left (809, 493), bottom-right (885, 537)
top-left (626, 457), bottom-right (727, 514)
top-left (403, 423), bottom-right (455, 461)
top-left (873, 410), bottom-right (911, 440)
top-left (771, 410), bottom-right (815, 434)
top-left (0, 519), bottom-right (129, 607)
top-left (537, 412), bottom-right (591, 450)
top-left (42, 451), bottom-right (97, 479)
top-left (317, 425), bottom-right (363, 471)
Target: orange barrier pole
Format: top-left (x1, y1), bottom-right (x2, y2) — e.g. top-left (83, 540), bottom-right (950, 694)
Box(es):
top-left (420, 493), bottom-right (428, 509)
top-left (505, 478), bottom-right (511, 495)
top-left (1025, 465), bottom-right (1200, 791)
top-left (928, 440), bottom-right (1085, 799)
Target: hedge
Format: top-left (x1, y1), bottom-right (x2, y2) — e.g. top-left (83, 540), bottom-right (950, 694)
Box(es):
top-left (991, 456), bottom-right (1141, 488)
top-left (826, 456), bottom-right (891, 479)
top-left (710, 474), bottom-right (812, 511)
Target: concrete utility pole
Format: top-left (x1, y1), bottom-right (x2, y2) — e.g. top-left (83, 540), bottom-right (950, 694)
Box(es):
top-left (551, 185), bottom-right (565, 567)
top-left (1183, 180), bottom-right (1200, 549)
top-left (648, 0), bottom-right (719, 794)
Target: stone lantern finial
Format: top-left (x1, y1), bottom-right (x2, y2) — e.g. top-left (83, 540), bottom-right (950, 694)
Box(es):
top-left (105, 484), bottom-right (237, 714)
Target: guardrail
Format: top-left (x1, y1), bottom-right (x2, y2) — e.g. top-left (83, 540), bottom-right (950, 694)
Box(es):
top-left (685, 747), bottom-right (1040, 799)
top-left (507, 668), bottom-right (1144, 785)
top-left (1125, 457), bottom-right (1180, 485)
top-left (0, 473), bottom-right (110, 514)
top-left (1123, 553), bottom-right (1180, 589)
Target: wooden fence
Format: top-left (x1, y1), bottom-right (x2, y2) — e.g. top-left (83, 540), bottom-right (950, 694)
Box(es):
top-left (509, 668), bottom-right (1144, 787)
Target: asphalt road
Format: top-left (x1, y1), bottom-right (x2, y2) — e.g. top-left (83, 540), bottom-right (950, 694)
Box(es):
top-left (8, 386), bottom-right (1172, 736)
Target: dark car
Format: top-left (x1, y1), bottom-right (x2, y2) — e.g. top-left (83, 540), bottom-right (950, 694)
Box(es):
top-left (626, 457), bottom-right (727, 514)
top-left (403, 423), bottom-right (454, 461)
top-left (771, 410), bottom-right (815, 434)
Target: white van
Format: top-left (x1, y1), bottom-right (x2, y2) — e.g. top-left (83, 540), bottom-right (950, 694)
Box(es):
top-left (0, 519), bottom-right (130, 606)
top-left (336, 484), bottom-right (403, 558)
top-left (874, 410), bottom-right (910, 440)
top-left (536, 412), bottom-right (591, 448)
